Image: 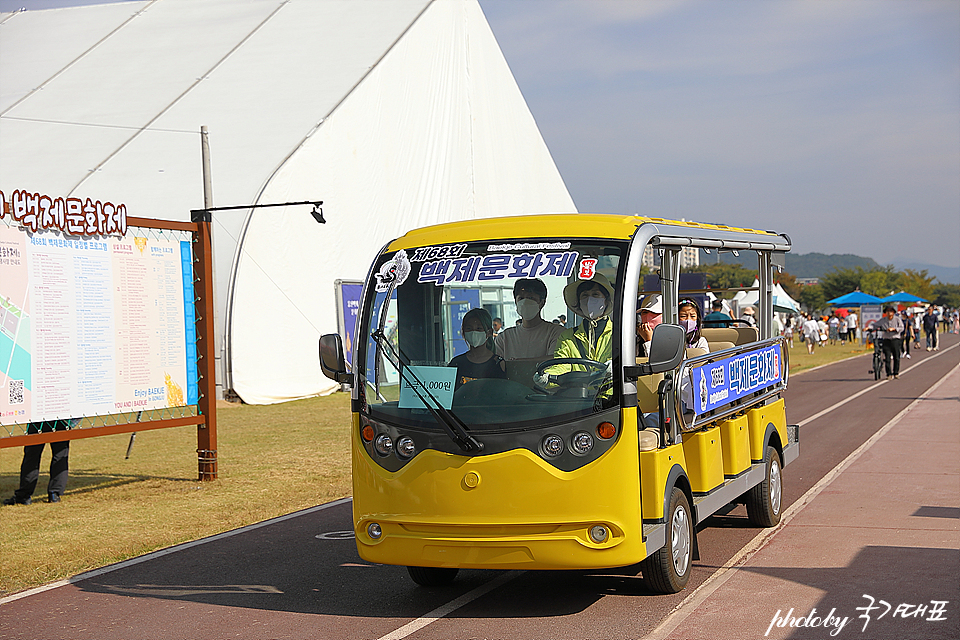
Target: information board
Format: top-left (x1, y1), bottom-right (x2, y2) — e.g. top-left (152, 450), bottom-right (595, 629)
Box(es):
top-left (0, 224), bottom-right (198, 425)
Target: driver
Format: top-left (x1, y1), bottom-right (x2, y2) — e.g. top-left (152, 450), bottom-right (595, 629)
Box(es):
top-left (552, 273), bottom-right (615, 369)
top-left (448, 308), bottom-right (506, 390)
top-left (495, 278), bottom-right (565, 360)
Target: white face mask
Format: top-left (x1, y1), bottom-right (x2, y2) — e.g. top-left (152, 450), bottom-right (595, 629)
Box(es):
top-left (464, 331), bottom-right (488, 348)
top-left (516, 298), bottom-right (540, 321)
top-left (584, 297), bottom-right (606, 319)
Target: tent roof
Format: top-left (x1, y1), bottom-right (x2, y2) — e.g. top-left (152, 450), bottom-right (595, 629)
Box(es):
top-left (1, 0), bottom-right (577, 404)
top-left (827, 291), bottom-right (883, 305)
top-left (880, 291), bottom-right (927, 303)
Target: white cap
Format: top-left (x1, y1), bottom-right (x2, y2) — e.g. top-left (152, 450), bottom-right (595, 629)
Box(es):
top-left (639, 293), bottom-right (662, 314)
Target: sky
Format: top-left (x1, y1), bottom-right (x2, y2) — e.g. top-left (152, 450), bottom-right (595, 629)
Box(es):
top-left (3, 0), bottom-right (959, 273)
top-left (478, 0), bottom-right (960, 272)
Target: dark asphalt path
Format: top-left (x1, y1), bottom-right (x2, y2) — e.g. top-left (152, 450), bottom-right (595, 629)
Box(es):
top-left (2, 334), bottom-right (957, 640)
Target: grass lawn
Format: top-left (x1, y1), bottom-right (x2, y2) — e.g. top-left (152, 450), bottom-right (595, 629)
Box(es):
top-left (0, 338), bottom-right (871, 597)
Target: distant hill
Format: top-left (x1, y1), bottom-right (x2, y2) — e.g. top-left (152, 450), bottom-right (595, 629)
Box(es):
top-left (891, 261), bottom-right (960, 286)
top-left (700, 251), bottom-right (880, 278)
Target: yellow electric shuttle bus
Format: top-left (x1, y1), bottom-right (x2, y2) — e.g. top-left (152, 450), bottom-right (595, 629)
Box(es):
top-left (320, 214), bottom-right (798, 593)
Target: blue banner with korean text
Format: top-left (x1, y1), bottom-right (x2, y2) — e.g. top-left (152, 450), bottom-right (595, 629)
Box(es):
top-left (690, 343), bottom-right (783, 416)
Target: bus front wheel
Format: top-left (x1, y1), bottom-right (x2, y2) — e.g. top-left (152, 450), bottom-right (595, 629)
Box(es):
top-left (641, 487), bottom-right (693, 594)
top-left (407, 566), bottom-right (459, 587)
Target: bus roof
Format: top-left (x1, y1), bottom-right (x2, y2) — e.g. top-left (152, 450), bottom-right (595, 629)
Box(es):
top-left (386, 213), bottom-right (786, 251)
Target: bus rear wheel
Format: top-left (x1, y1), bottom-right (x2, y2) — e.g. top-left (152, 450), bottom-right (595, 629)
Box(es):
top-left (745, 445), bottom-right (782, 527)
top-left (407, 566), bottom-right (459, 587)
top-left (641, 487), bottom-right (693, 594)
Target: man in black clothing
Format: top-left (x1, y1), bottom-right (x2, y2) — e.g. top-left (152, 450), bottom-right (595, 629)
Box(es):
top-left (2, 419), bottom-right (72, 505)
top-left (874, 306), bottom-right (904, 379)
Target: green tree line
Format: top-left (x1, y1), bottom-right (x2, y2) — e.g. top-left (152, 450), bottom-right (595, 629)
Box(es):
top-left (681, 263), bottom-right (960, 312)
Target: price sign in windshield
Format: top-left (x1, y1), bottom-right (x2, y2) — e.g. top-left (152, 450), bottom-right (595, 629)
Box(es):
top-left (398, 366), bottom-right (457, 410)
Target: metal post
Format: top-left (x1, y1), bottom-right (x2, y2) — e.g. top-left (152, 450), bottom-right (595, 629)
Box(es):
top-left (195, 130), bottom-right (218, 480)
top-left (193, 210), bottom-right (218, 480)
top-left (201, 126), bottom-right (214, 209)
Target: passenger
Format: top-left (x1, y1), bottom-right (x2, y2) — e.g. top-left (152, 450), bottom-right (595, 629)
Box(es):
top-left (636, 293), bottom-right (662, 357)
top-left (702, 299), bottom-right (732, 328)
top-left (678, 298), bottom-right (709, 351)
top-left (553, 273), bottom-right (615, 366)
top-left (495, 278), bottom-right (565, 360)
top-left (448, 308), bottom-right (506, 389)
top-left (641, 300), bottom-right (707, 430)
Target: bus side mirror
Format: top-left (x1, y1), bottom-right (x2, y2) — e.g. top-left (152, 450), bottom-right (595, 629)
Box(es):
top-left (625, 324), bottom-right (686, 378)
top-left (319, 333), bottom-right (352, 384)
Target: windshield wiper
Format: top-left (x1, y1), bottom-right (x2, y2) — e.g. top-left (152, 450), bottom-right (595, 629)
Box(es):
top-left (371, 330), bottom-right (482, 453)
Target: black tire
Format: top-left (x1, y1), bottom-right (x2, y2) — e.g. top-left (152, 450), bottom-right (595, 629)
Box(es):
top-left (641, 487), bottom-right (693, 594)
top-left (873, 351), bottom-right (883, 380)
top-left (745, 445), bottom-right (783, 527)
top-left (406, 566), bottom-right (459, 587)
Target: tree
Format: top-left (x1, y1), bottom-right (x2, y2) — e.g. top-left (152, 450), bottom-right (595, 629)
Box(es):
top-left (859, 271), bottom-right (891, 297)
top-left (895, 269), bottom-right (936, 301)
top-left (819, 267), bottom-right (868, 301)
top-left (777, 271), bottom-right (800, 300)
top-left (797, 283), bottom-right (826, 313)
top-left (932, 283), bottom-right (960, 309)
top-left (683, 263), bottom-right (757, 297)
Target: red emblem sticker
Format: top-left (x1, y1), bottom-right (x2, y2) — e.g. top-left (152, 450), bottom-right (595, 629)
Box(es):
top-left (578, 258), bottom-right (597, 279)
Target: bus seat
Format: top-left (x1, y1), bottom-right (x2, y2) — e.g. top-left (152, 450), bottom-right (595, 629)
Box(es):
top-left (701, 326), bottom-right (758, 346)
top-left (708, 341), bottom-right (735, 353)
top-left (685, 347), bottom-right (708, 358)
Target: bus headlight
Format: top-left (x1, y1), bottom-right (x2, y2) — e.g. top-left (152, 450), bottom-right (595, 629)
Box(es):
top-left (374, 434), bottom-right (393, 456)
top-left (541, 434), bottom-right (564, 458)
top-left (396, 436), bottom-right (416, 459)
top-left (367, 522), bottom-right (383, 540)
top-left (571, 431), bottom-right (594, 455)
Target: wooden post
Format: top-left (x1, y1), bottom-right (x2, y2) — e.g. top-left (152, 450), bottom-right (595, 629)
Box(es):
top-left (192, 208), bottom-right (218, 480)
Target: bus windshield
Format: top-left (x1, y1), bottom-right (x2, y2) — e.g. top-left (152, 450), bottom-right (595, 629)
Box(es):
top-left (356, 239), bottom-right (625, 433)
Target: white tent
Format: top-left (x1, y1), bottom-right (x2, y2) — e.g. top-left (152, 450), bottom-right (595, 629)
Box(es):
top-left (734, 279), bottom-right (800, 314)
top-left (0, 0), bottom-right (577, 403)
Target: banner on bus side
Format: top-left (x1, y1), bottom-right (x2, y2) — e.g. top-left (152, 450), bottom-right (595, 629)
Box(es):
top-left (689, 343), bottom-right (783, 416)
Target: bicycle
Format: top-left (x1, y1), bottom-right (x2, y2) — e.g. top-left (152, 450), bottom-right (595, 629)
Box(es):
top-left (866, 327), bottom-right (883, 381)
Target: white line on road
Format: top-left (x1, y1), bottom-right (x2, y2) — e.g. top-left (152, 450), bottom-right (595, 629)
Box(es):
top-left (377, 571), bottom-right (522, 640)
top-left (796, 341), bottom-right (957, 428)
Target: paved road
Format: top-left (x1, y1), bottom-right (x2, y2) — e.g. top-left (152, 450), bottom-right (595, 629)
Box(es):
top-left (2, 334), bottom-right (957, 640)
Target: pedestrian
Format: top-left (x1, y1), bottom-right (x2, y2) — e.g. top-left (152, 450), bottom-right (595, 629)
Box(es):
top-left (874, 306), bottom-right (904, 379)
top-left (838, 315), bottom-right (848, 345)
top-left (817, 316), bottom-right (828, 347)
top-left (922, 306), bottom-right (939, 351)
top-left (801, 313), bottom-right (820, 355)
top-left (3, 419), bottom-right (74, 505)
top-left (783, 316), bottom-right (794, 348)
top-left (913, 312), bottom-right (923, 349)
top-left (828, 314), bottom-right (840, 345)
top-left (900, 310), bottom-right (912, 359)
top-left (846, 310), bottom-right (858, 343)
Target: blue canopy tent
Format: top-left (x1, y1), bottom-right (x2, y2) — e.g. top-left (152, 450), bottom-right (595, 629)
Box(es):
top-left (827, 291), bottom-right (883, 306)
top-left (880, 292), bottom-right (928, 304)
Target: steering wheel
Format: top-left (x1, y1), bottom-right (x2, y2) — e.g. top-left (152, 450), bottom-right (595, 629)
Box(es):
top-left (533, 358), bottom-right (609, 393)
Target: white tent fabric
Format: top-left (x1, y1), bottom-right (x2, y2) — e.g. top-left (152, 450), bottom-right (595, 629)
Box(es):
top-left (0, 0), bottom-right (577, 403)
top-left (735, 279), bottom-right (800, 313)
